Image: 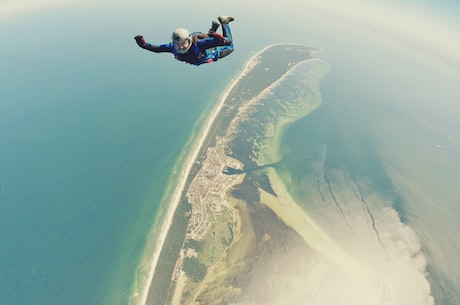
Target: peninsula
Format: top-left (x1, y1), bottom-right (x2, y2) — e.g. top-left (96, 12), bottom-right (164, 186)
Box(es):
top-left (140, 44), bottom-right (328, 305)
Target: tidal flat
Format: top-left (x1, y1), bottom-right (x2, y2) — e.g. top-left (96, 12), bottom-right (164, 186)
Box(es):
top-left (143, 44), bottom-right (322, 305)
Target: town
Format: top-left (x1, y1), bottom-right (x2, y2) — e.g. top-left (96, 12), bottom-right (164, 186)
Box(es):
top-left (169, 136), bottom-right (244, 304)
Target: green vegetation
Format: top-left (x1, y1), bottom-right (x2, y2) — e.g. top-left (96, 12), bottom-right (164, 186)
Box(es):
top-left (155, 45), bottom-right (322, 305)
top-left (185, 239), bottom-right (204, 253)
top-left (221, 223), bottom-right (234, 246)
top-left (145, 199), bottom-right (190, 305)
top-left (198, 209), bottom-right (235, 265)
top-left (183, 257), bottom-right (207, 282)
top-left (180, 204), bottom-right (237, 305)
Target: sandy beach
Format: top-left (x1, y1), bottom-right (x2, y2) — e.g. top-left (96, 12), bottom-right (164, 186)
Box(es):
top-left (137, 47), bottom-right (274, 305)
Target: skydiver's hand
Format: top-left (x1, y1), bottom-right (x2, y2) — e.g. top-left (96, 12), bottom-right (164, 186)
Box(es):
top-left (191, 32), bottom-right (208, 45)
top-left (135, 35), bottom-right (146, 47)
top-left (192, 35), bottom-right (198, 45)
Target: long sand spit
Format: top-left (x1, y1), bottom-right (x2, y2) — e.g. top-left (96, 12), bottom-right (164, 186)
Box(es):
top-left (135, 45), bottom-right (276, 305)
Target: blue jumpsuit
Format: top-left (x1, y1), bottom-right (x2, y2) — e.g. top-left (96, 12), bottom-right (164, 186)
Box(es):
top-left (139, 24), bottom-right (233, 66)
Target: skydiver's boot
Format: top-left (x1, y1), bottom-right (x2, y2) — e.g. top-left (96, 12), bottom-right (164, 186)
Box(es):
top-left (218, 16), bottom-right (234, 25)
top-left (218, 16), bottom-right (234, 38)
top-left (208, 21), bottom-right (220, 37)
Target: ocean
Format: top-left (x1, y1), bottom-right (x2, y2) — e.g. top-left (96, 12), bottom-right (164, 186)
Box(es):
top-left (2, 1), bottom-right (459, 304)
top-left (278, 28), bottom-right (460, 304)
top-left (0, 3), bottom-right (247, 305)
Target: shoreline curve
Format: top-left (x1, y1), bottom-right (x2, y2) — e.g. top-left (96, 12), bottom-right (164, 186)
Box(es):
top-left (136, 44), bottom-right (280, 305)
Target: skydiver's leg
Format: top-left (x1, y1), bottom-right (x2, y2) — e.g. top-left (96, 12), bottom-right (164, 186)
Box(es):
top-left (208, 21), bottom-right (220, 37)
top-left (217, 46), bottom-right (233, 59)
top-left (196, 23), bottom-right (232, 50)
top-left (197, 16), bottom-right (234, 60)
top-left (222, 24), bottom-right (233, 45)
top-left (218, 24), bottom-right (233, 58)
top-left (216, 16), bottom-right (234, 58)
top-left (218, 15), bottom-right (234, 37)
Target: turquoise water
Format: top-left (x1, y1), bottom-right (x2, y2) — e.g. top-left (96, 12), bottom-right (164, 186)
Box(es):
top-left (0, 3), bottom-right (246, 305)
top-left (2, 1), bottom-right (459, 304)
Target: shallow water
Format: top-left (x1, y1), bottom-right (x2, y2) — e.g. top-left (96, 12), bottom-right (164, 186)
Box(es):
top-left (2, 1), bottom-right (459, 304)
top-left (0, 3), bottom-right (243, 305)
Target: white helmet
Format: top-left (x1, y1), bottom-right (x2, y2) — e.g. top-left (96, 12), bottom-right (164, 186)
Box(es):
top-left (172, 28), bottom-right (192, 54)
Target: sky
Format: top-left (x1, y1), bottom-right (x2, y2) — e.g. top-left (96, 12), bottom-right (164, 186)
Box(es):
top-left (2, 0), bottom-right (459, 59)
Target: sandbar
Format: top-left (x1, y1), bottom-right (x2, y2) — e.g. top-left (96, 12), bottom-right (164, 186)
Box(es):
top-left (136, 45), bottom-right (277, 305)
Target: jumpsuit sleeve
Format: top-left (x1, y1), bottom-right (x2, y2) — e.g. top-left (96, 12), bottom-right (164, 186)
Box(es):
top-left (141, 42), bottom-right (174, 53)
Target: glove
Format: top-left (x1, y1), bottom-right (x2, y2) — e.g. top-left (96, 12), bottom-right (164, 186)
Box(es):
top-left (134, 35), bottom-right (146, 47)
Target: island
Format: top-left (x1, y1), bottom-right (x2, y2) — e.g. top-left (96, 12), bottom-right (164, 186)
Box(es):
top-left (140, 44), bottom-right (329, 305)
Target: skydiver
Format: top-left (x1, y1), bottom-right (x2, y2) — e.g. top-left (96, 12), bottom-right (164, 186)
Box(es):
top-left (134, 16), bottom-right (234, 66)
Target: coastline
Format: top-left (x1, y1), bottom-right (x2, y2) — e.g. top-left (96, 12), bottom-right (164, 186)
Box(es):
top-left (136, 46), bottom-right (277, 305)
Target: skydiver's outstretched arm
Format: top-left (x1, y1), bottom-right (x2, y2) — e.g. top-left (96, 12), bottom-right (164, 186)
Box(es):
top-left (134, 35), bottom-right (173, 53)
